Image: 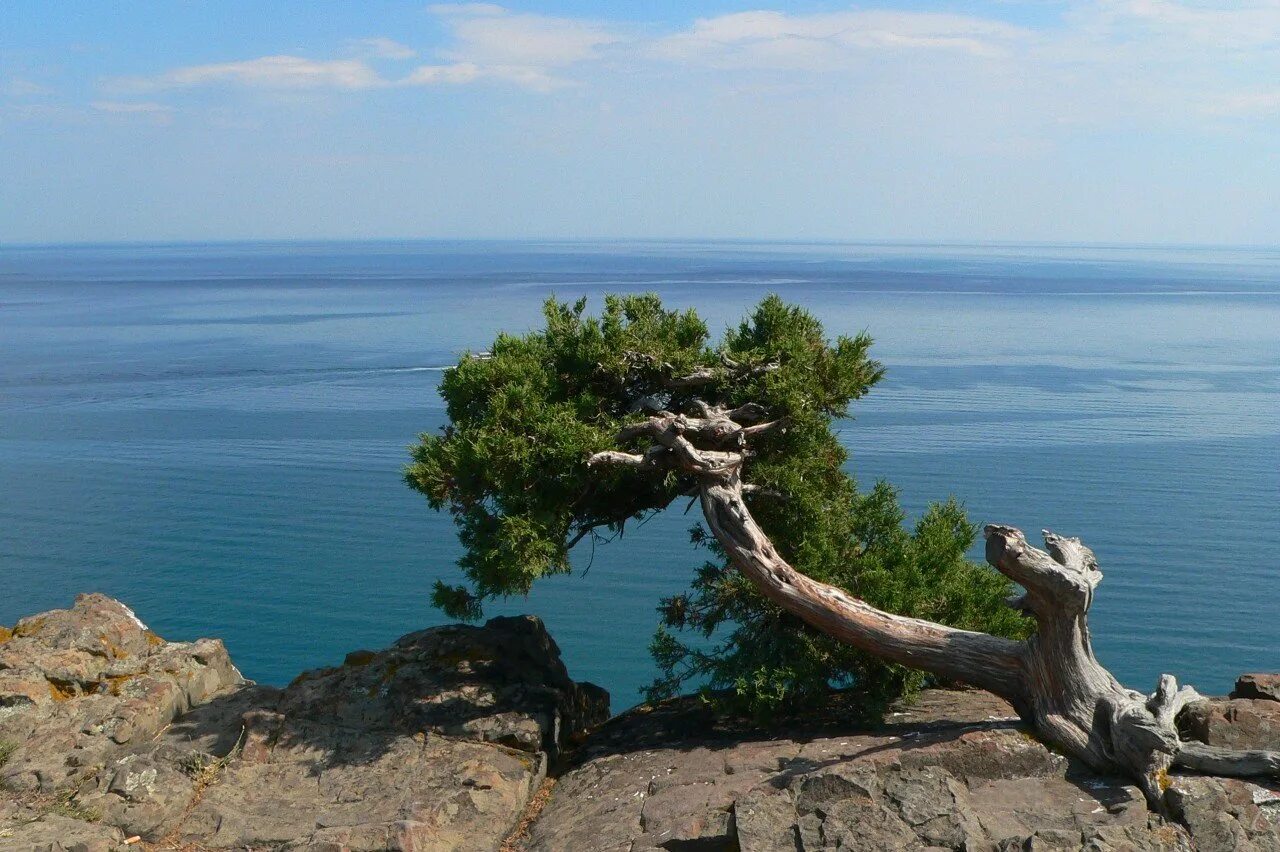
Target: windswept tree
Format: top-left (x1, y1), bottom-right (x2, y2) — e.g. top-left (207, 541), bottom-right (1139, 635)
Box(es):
top-left (407, 294), bottom-right (1279, 809)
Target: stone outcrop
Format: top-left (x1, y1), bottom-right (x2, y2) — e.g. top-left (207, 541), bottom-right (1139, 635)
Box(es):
top-left (0, 594), bottom-right (243, 794)
top-left (1235, 675), bottom-right (1280, 704)
top-left (4, 595), bottom-right (1279, 851)
top-left (525, 689), bottom-right (1280, 852)
top-left (1, 598), bottom-right (608, 851)
top-left (1181, 698), bottom-right (1280, 754)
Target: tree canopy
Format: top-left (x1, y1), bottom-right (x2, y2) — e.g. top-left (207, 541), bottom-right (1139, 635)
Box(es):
top-left (406, 294), bottom-right (1028, 717)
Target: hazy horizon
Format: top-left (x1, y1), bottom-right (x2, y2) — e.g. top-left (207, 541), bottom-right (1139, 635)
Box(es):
top-left (6, 237), bottom-right (1280, 251)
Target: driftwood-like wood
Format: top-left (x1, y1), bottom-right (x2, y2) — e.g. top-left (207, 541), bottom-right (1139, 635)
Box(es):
top-left (588, 402), bottom-right (1280, 810)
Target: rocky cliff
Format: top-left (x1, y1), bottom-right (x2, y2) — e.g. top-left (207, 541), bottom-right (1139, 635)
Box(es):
top-left (1, 596), bottom-right (1277, 851)
top-left (1, 595), bottom-right (607, 851)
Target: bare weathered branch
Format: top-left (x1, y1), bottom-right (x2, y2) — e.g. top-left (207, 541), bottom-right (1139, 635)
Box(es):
top-left (689, 399), bottom-right (716, 418)
top-left (667, 367), bottom-right (718, 388)
top-left (1147, 674), bottom-right (1205, 729)
top-left (741, 419), bottom-right (786, 439)
top-left (740, 483), bottom-right (782, 498)
top-left (696, 474), bottom-right (1026, 700)
top-left (984, 525), bottom-right (1098, 615)
top-left (587, 445), bottom-right (669, 471)
top-left (1174, 742), bottom-right (1280, 777)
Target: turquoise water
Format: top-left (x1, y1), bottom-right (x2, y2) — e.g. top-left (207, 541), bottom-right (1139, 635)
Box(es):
top-left (1, 241), bottom-right (1277, 708)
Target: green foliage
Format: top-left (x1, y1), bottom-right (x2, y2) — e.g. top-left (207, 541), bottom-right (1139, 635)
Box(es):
top-left (407, 294), bottom-right (1030, 715)
top-left (0, 739), bottom-right (15, 768)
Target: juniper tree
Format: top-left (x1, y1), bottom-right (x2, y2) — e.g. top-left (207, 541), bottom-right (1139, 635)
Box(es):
top-left (406, 293), bottom-right (1025, 718)
top-left (407, 294), bottom-right (1280, 810)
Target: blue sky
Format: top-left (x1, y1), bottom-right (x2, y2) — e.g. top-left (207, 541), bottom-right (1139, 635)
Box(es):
top-left (2, 1), bottom-right (1278, 244)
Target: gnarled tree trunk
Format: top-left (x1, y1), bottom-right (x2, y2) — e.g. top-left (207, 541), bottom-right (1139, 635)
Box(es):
top-left (589, 403), bottom-right (1279, 810)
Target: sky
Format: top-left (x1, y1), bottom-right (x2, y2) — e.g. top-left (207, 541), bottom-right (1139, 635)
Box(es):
top-left (2, 1), bottom-right (1279, 245)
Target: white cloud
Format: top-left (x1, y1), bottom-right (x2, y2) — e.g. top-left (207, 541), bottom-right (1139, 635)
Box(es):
top-left (137, 56), bottom-right (382, 91)
top-left (654, 10), bottom-right (1028, 69)
top-left (432, 5), bottom-right (621, 68)
top-left (399, 62), bottom-right (482, 85)
top-left (113, 5), bottom-right (618, 98)
top-left (89, 1), bottom-right (1280, 129)
top-left (348, 37), bottom-right (416, 60)
top-left (430, 2), bottom-right (624, 74)
top-left (398, 61), bottom-right (567, 91)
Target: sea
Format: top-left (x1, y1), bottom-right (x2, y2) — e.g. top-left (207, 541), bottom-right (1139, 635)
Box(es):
top-left (1, 240), bottom-right (1277, 710)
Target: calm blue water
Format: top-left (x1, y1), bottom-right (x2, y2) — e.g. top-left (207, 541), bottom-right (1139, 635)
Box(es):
top-left (2, 241), bottom-right (1277, 709)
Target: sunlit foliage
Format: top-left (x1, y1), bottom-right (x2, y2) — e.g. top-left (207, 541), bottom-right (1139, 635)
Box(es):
top-left (407, 294), bottom-right (1029, 717)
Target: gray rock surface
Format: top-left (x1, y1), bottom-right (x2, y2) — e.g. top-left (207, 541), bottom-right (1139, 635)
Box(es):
top-left (5, 597), bottom-right (1279, 851)
top-left (2, 597), bottom-right (608, 851)
top-left (0, 796), bottom-right (130, 852)
top-left (120, 614), bottom-right (609, 850)
top-left (0, 593), bottom-right (243, 794)
top-left (1166, 776), bottom-right (1280, 852)
top-left (0, 594), bottom-right (243, 851)
top-left (525, 688), bottom-right (1280, 852)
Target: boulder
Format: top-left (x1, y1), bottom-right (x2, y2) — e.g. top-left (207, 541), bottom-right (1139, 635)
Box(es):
top-left (1181, 697), bottom-right (1280, 753)
top-left (58, 607), bottom-right (606, 850)
top-left (0, 593), bottom-right (243, 793)
top-left (1235, 675), bottom-right (1280, 703)
top-left (276, 615), bottom-right (610, 762)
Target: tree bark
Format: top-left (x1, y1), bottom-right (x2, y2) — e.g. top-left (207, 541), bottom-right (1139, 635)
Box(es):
top-left (588, 404), bottom-right (1280, 811)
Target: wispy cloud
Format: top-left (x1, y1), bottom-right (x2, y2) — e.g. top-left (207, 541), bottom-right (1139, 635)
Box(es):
top-left (87, 0), bottom-right (1280, 128)
top-left (399, 62), bottom-right (481, 85)
top-left (432, 3), bottom-right (620, 67)
top-left (347, 37), bottom-right (416, 61)
top-left (108, 5), bottom-right (617, 97)
top-left (654, 10), bottom-right (1028, 68)
top-left (153, 56), bottom-right (384, 90)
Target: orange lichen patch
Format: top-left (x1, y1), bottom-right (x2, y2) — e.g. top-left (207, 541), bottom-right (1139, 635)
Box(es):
top-left (100, 635), bottom-right (125, 659)
top-left (144, 630), bottom-right (166, 648)
top-left (13, 616), bottom-right (47, 638)
top-left (1156, 768), bottom-right (1173, 792)
top-left (0, 626), bottom-right (11, 644)
top-left (48, 680), bottom-right (77, 702)
top-left (103, 674), bottom-right (137, 697)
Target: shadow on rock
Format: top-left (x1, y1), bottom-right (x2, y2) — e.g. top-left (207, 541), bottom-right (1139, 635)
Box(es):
top-left (2, 599), bottom-right (609, 852)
